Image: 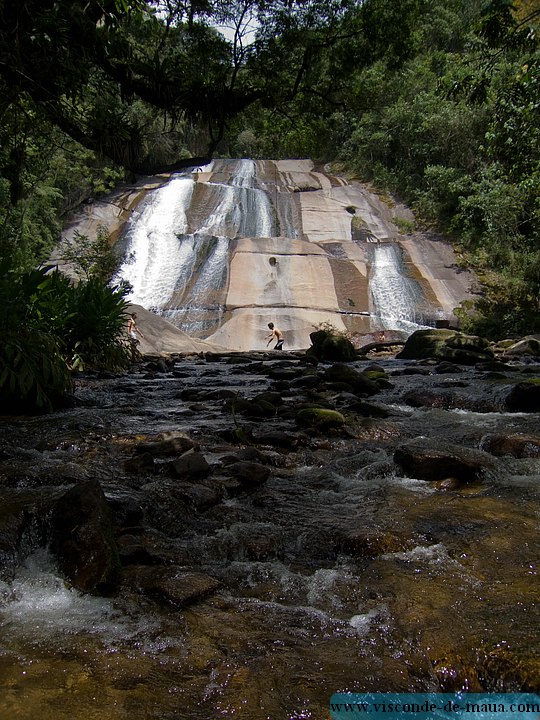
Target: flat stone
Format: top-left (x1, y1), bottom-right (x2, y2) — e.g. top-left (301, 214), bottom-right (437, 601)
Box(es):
top-left (125, 565), bottom-right (221, 607)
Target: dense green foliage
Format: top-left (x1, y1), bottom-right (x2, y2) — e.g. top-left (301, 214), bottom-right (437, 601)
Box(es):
top-left (0, 0), bottom-right (539, 413)
top-left (0, 262), bottom-right (133, 412)
top-left (230, 0), bottom-right (540, 339)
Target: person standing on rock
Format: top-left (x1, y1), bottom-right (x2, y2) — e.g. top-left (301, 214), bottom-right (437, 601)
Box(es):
top-left (127, 313), bottom-right (144, 345)
top-left (266, 322), bottom-right (284, 350)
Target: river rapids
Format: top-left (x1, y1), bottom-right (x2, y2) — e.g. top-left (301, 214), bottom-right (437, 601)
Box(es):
top-left (0, 348), bottom-right (539, 719)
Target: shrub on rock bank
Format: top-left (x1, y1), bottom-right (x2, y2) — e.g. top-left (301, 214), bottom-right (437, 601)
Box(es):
top-left (0, 264), bottom-right (133, 413)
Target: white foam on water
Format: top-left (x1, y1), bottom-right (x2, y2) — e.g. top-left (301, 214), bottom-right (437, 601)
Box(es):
top-left (389, 474), bottom-right (437, 493)
top-left (349, 604), bottom-right (390, 637)
top-left (382, 543), bottom-right (449, 563)
top-left (0, 549), bottom-right (162, 648)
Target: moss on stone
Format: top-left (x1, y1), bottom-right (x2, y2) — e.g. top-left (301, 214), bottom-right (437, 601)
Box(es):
top-left (295, 407), bottom-right (346, 430)
top-left (364, 369), bottom-right (388, 381)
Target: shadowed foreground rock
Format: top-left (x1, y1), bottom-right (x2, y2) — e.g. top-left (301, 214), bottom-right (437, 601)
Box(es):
top-left (505, 380), bottom-right (540, 412)
top-left (49, 479), bottom-right (121, 594)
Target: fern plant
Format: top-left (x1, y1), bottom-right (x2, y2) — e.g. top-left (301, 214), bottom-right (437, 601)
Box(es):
top-left (0, 261), bottom-right (133, 413)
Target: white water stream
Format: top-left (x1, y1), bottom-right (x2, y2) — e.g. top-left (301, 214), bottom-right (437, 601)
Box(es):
top-left (369, 243), bottom-right (429, 332)
top-left (117, 160), bottom-right (277, 331)
top-left (117, 175), bottom-right (195, 309)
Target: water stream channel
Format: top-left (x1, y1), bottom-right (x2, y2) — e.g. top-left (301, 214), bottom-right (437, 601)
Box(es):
top-left (1, 350), bottom-right (539, 718)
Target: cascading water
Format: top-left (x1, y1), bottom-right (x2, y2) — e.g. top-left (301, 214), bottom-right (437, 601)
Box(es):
top-left (368, 242), bottom-right (429, 332)
top-left (200, 159), bottom-right (275, 238)
top-left (1, 549), bottom-right (159, 643)
top-left (117, 175), bottom-right (195, 309)
top-left (1, 354), bottom-right (539, 718)
top-left (162, 235), bottom-right (229, 334)
top-left (117, 159), bottom-right (278, 335)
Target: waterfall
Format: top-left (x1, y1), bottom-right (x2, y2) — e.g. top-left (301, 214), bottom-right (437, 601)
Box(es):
top-left (229, 159), bottom-right (276, 237)
top-left (117, 160), bottom-right (278, 334)
top-left (110, 159), bottom-right (457, 344)
top-left (162, 235), bottom-right (229, 334)
top-left (230, 158), bottom-right (256, 188)
top-left (198, 160), bottom-right (276, 238)
top-left (116, 175), bottom-right (194, 309)
top-left (368, 243), bottom-right (429, 332)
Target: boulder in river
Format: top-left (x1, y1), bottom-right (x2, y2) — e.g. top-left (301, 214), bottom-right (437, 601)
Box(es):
top-left (501, 336), bottom-right (540, 358)
top-left (49, 479), bottom-right (121, 594)
top-left (306, 329), bottom-right (357, 362)
top-left (135, 432), bottom-right (198, 456)
top-left (220, 461), bottom-right (271, 489)
top-left (295, 407), bottom-right (346, 430)
top-left (505, 380), bottom-right (540, 412)
top-left (166, 449), bottom-right (212, 480)
top-left (123, 565), bottom-right (221, 608)
top-left (394, 438), bottom-right (496, 484)
top-left (480, 433), bottom-right (540, 458)
top-left (396, 329), bottom-right (494, 364)
top-left (322, 363), bottom-right (380, 395)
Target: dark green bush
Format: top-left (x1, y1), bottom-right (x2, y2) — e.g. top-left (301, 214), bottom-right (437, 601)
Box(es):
top-left (0, 263), bottom-right (132, 413)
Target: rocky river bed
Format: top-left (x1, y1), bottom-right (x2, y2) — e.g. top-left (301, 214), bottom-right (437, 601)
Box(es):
top-left (0, 340), bottom-right (539, 719)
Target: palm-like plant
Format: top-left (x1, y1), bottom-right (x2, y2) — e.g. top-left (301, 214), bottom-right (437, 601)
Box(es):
top-left (0, 262), bottom-right (134, 413)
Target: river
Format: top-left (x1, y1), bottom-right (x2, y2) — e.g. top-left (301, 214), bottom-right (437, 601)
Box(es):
top-left (1, 349), bottom-right (539, 718)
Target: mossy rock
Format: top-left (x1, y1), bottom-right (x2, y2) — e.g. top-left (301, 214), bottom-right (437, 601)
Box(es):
top-left (397, 329), bottom-right (493, 364)
top-left (364, 369), bottom-right (388, 381)
top-left (323, 363), bottom-right (380, 396)
top-left (306, 329), bottom-right (357, 362)
top-left (502, 337), bottom-right (540, 357)
top-left (295, 407), bottom-right (346, 430)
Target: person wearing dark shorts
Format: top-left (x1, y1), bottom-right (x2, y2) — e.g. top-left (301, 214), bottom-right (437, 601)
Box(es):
top-left (266, 322), bottom-right (284, 350)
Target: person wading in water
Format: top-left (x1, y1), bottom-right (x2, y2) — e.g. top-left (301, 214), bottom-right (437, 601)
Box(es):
top-left (266, 322), bottom-right (284, 350)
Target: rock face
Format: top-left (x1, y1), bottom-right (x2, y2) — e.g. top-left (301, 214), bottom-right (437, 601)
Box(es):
top-left (59, 159), bottom-right (475, 354)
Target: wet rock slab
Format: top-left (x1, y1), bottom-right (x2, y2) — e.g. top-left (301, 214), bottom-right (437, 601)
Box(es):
top-left (122, 565), bottom-right (221, 608)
